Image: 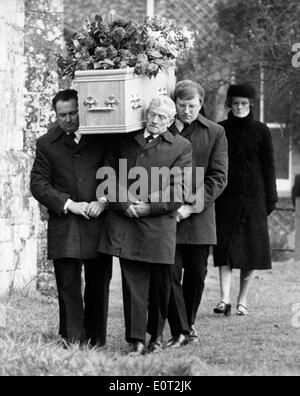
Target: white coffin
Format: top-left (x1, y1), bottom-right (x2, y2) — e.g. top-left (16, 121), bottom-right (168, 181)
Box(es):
top-left (75, 67), bottom-right (176, 134)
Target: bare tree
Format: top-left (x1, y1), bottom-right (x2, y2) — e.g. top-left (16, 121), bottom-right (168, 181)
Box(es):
top-left (177, 0), bottom-right (300, 131)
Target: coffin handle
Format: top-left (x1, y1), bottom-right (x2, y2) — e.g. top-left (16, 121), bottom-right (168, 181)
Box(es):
top-left (84, 95), bottom-right (120, 112)
top-left (87, 107), bottom-right (115, 112)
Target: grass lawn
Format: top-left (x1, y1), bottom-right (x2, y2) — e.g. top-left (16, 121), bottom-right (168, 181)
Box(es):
top-left (0, 257), bottom-right (300, 376)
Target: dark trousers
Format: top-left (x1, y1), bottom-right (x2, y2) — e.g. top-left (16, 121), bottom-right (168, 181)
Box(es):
top-left (168, 245), bottom-right (210, 335)
top-left (53, 254), bottom-right (112, 346)
top-left (120, 259), bottom-right (172, 344)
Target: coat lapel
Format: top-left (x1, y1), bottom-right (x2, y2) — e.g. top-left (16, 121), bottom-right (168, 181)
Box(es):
top-left (134, 130), bottom-right (174, 151)
top-left (61, 132), bottom-right (77, 148)
top-left (60, 132), bottom-right (90, 152)
top-left (74, 134), bottom-right (90, 152)
top-left (134, 132), bottom-right (146, 148)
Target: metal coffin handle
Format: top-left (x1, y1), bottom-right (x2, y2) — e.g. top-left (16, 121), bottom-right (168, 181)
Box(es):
top-left (83, 95), bottom-right (120, 112)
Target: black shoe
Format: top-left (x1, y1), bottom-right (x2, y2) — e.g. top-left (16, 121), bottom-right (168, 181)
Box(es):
top-left (166, 334), bottom-right (189, 348)
top-left (128, 341), bottom-right (146, 356)
top-left (148, 336), bottom-right (164, 354)
top-left (189, 325), bottom-right (200, 343)
top-left (213, 301), bottom-right (232, 316)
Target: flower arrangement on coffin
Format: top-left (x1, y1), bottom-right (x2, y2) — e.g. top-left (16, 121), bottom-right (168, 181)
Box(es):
top-left (58, 15), bottom-right (195, 79)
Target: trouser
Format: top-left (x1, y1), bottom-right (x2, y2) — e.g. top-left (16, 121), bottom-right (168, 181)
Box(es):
top-left (168, 245), bottom-right (210, 335)
top-left (120, 259), bottom-right (172, 344)
top-left (53, 254), bottom-right (112, 346)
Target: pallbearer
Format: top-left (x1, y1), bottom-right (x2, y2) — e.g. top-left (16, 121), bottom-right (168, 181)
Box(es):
top-left (30, 89), bottom-right (112, 347)
top-left (98, 96), bottom-right (192, 355)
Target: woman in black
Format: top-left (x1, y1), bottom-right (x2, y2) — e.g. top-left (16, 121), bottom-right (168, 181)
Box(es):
top-left (213, 84), bottom-right (278, 316)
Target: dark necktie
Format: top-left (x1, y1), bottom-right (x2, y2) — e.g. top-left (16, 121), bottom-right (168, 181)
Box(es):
top-left (145, 135), bottom-right (155, 143)
top-left (68, 132), bottom-right (76, 142)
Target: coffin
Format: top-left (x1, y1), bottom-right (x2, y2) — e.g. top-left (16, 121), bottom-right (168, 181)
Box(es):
top-left (75, 67), bottom-right (176, 134)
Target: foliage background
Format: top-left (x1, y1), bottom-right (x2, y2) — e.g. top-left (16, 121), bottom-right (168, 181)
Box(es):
top-left (64, 0), bottom-right (300, 128)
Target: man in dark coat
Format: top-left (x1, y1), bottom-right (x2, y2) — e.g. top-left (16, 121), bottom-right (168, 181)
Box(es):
top-left (97, 96), bottom-right (192, 355)
top-left (30, 89), bottom-right (112, 346)
top-left (164, 80), bottom-right (228, 345)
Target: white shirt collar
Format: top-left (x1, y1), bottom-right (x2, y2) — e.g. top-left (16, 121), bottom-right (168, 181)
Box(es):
top-left (67, 130), bottom-right (81, 144)
top-left (144, 129), bottom-right (159, 139)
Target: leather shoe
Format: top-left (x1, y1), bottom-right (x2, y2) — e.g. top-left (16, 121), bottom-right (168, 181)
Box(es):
top-left (148, 336), bottom-right (164, 353)
top-left (166, 334), bottom-right (189, 348)
top-left (236, 304), bottom-right (248, 316)
top-left (213, 301), bottom-right (232, 316)
top-left (128, 341), bottom-right (146, 356)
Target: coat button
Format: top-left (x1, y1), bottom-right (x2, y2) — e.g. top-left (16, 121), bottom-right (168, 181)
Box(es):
top-left (78, 177), bottom-right (84, 183)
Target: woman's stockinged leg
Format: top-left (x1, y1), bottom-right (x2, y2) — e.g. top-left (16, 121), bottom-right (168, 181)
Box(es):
top-left (237, 269), bottom-right (254, 307)
top-left (219, 265), bottom-right (232, 304)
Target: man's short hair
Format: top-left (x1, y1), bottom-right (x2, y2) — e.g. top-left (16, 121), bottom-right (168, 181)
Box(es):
top-left (174, 80), bottom-right (205, 103)
top-left (52, 89), bottom-right (78, 112)
top-left (148, 96), bottom-right (177, 119)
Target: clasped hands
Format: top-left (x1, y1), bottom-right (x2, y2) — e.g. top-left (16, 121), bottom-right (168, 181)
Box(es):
top-left (125, 202), bottom-right (194, 220)
top-left (126, 200), bottom-right (152, 218)
top-left (176, 204), bottom-right (193, 223)
top-left (68, 201), bottom-right (106, 220)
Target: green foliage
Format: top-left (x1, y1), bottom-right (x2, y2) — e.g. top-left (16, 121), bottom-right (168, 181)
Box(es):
top-left (216, 0), bottom-right (260, 38)
top-left (57, 15), bottom-right (195, 80)
top-left (177, 0), bottom-right (300, 128)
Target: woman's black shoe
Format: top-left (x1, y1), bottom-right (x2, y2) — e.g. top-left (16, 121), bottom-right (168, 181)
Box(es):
top-left (213, 301), bottom-right (232, 316)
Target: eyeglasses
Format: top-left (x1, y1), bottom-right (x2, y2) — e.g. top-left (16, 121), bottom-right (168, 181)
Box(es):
top-left (231, 101), bottom-right (250, 107)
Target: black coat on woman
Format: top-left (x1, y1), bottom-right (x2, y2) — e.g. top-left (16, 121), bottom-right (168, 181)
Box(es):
top-left (214, 111), bottom-right (278, 270)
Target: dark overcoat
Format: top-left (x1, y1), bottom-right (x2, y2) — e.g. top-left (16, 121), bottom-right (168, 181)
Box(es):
top-left (214, 111), bottom-right (278, 270)
top-left (30, 125), bottom-right (110, 260)
top-left (169, 114), bottom-right (228, 245)
top-left (98, 130), bottom-right (192, 264)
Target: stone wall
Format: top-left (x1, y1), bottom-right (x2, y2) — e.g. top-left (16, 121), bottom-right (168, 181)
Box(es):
top-left (24, 0), bottom-right (64, 295)
top-left (0, 0), bottom-right (64, 295)
top-left (0, 0), bottom-right (36, 294)
top-left (269, 198), bottom-right (295, 261)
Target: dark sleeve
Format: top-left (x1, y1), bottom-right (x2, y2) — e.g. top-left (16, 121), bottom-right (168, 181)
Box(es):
top-left (260, 125), bottom-right (278, 204)
top-left (30, 139), bottom-right (70, 215)
top-left (149, 141), bottom-right (193, 216)
top-left (292, 175), bottom-right (300, 207)
top-left (203, 125), bottom-right (228, 209)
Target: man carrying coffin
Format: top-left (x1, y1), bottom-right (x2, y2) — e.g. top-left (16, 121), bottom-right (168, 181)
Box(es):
top-left (97, 96), bottom-right (192, 355)
top-left (30, 89), bottom-right (112, 347)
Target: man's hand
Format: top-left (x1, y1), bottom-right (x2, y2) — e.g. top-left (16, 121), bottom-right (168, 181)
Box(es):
top-left (126, 204), bottom-right (140, 218)
top-left (86, 201), bottom-right (107, 218)
top-left (134, 200), bottom-right (152, 217)
top-left (177, 204), bottom-right (193, 223)
top-left (68, 201), bottom-right (91, 220)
